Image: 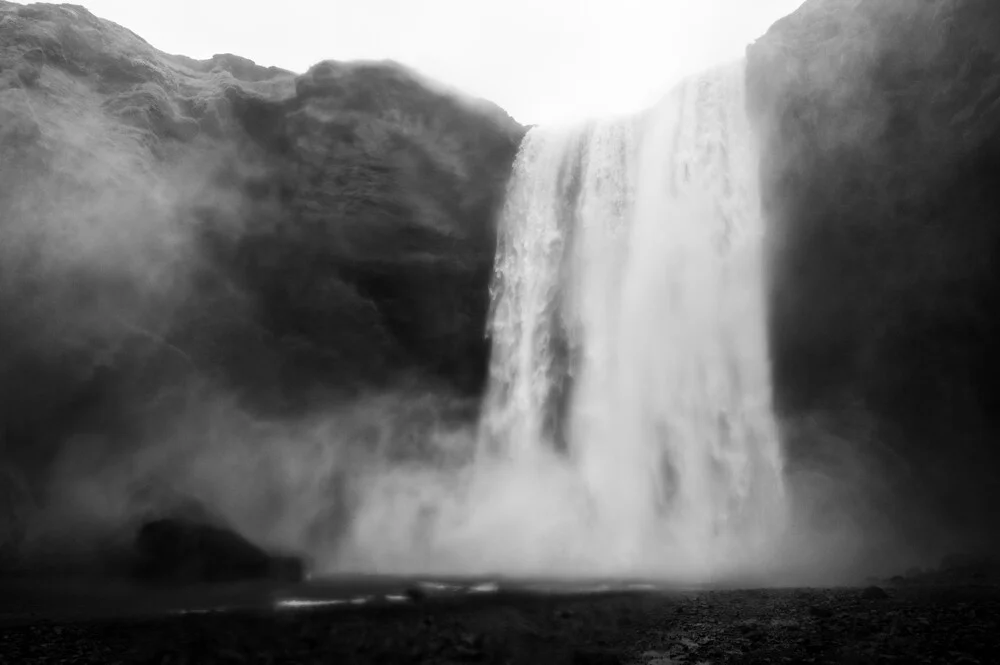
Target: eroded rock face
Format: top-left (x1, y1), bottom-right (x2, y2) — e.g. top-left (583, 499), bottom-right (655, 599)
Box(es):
top-left (747, 0), bottom-right (1000, 556)
top-left (221, 59), bottom-right (524, 403)
top-left (0, 1), bottom-right (523, 572)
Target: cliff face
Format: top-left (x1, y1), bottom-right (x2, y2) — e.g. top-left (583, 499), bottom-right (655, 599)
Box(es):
top-left (0, 1), bottom-right (523, 557)
top-left (227, 60), bottom-right (525, 401)
top-left (747, 0), bottom-right (1000, 555)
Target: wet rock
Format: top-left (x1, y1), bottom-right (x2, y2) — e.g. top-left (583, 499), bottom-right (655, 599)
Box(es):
top-left (132, 517), bottom-right (305, 585)
top-left (747, 0), bottom-right (1000, 556)
top-left (861, 585), bottom-right (890, 600)
top-left (0, 2), bottom-right (524, 419)
top-left (236, 58), bottom-right (526, 402)
top-left (0, 0), bottom-right (523, 574)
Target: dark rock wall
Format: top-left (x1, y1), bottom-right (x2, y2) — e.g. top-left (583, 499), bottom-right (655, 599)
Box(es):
top-left (747, 0), bottom-right (1000, 554)
top-left (0, 1), bottom-right (523, 564)
top-left (226, 59), bottom-right (525, 403)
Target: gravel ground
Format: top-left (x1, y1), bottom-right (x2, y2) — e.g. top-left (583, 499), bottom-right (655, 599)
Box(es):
top-left (1, 580), bottom-right (998, 664)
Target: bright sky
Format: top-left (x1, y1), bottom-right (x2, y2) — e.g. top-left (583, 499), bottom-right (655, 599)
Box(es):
top-left (24, 0), bottom-right (804, 124)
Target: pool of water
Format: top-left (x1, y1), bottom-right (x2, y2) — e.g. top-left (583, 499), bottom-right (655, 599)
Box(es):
top-left (0, 573), bottom-right (704, 625)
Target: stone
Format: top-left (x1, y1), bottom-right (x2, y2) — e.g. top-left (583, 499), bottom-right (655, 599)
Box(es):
top-left (132, 517), bottom-right (305, 585)
top-left (861, 585), bottom-right (889, 600)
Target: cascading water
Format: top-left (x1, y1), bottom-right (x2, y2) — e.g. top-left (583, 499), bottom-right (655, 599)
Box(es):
top-left (477, 60), bottom-right (788, 580)
top-left (332, 59), bottom-right (787, 582)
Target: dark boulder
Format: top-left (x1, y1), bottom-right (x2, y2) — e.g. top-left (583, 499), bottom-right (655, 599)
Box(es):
top-left (133, 517), bottom-right (305, 585)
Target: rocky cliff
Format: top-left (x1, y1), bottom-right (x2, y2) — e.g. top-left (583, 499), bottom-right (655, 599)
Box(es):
top-left (0, 2), bottom-right (523, 567)
top-left (747, 0), bottom-right (1000, 558)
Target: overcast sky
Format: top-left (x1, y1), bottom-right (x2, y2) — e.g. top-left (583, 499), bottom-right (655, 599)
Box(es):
top-left (30, 0), bottom-right (804, 124)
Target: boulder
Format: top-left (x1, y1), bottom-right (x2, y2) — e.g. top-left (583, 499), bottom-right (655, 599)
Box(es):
top-left (133, 517), bottom-right (305, 585)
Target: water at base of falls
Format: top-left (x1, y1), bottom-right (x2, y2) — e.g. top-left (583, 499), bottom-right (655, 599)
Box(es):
top-left (474, 60), bottom-right (788, 581)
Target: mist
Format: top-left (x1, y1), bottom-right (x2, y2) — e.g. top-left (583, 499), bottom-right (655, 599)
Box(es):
top-left (1, 73), bottom-right (262, 568)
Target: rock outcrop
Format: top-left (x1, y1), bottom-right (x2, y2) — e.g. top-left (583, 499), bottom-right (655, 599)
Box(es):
top-left (747, 0), bottom-right (1000, 557)
top-left (0, 2), bottom-right (523, 571)
top-left (133, 516), bottom-right (305, 585)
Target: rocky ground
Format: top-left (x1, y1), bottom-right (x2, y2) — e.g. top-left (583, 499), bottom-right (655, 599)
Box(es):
top-left (1, 568), bottom-right (998, 664)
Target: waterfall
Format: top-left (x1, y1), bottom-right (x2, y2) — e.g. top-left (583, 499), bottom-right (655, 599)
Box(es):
top-left (478, 60), bottom-right (787, 579)
top-left (336, 60), bottom-right (787, 582)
